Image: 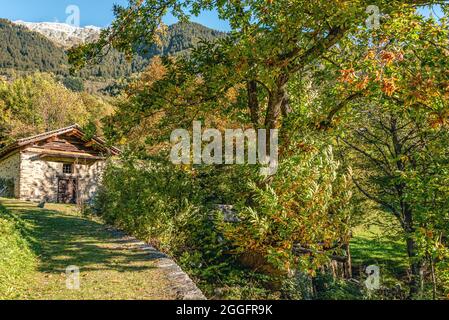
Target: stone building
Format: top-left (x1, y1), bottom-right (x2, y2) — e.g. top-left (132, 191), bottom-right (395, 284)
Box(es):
top-left (0, 124), bottom-right (120, 203)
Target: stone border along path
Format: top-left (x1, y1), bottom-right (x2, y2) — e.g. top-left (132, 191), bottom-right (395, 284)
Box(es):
top-left (104, 226), bottom-right (206, 300)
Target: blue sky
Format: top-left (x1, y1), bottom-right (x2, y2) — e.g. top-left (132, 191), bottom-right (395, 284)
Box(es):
top-left (0, 0), bottom-right (231, 31)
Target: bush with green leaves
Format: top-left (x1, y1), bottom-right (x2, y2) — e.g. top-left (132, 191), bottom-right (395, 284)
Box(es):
top-left (93, 154), bottom-right (253, 295)
top-left (222, 144), bottom-right (355, 275)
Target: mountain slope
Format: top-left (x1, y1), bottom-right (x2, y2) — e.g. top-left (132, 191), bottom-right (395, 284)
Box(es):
top-left (0, 19), bottom-right (225, 80)
top-left (0, 19), bottom-right (67, 73)
top-left (0, 19), bottom-right (147, 79)
top-left (143, 22), bottom-right (227, 57)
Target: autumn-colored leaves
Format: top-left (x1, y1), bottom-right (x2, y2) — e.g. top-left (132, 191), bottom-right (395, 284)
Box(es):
top-left (338, 48), bottom-right (405, 97)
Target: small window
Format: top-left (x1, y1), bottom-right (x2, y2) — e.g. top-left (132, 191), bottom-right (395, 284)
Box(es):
top-left (63, 164), bottom-right (73, 174)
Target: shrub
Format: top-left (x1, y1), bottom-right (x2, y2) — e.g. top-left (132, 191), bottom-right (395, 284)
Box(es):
top-left (61, 76), bottom-right (84, 92)
top-left (93, 155), bottom-right (246, 296)
top-left (222, 145), bottom-right (355, 275)
top-left (313, 272), bottom-right (362, 300)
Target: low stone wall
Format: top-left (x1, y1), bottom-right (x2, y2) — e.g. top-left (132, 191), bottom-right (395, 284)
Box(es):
top-left (105, 226), bottom-right (206, 300)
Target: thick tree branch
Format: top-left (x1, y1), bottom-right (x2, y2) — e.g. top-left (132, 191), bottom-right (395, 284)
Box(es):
top-left (352, 177), bottom-right (402, 223)
top-left (247, 80), bottom-right (261, 128)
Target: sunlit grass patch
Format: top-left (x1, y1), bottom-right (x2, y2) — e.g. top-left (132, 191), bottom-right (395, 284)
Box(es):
top-left (0, 201), bottom-right (37, 299)
top-left (351, 211), bottom-right (408, 276)
top-left (0, 198), bottom-right (176, 300)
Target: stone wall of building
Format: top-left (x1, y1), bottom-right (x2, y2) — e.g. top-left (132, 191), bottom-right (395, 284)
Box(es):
top-left (0, 152), bottom-right (21, 197)
top-left (20, 151), bottom-right (106, 203)
top-left (76, 160), bottom-right (106, 203)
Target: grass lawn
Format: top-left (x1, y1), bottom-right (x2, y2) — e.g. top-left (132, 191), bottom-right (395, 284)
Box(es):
top-left (0, 198), bottom-right (177, 300)
top-left (350, 211), bottom-right (409, 280)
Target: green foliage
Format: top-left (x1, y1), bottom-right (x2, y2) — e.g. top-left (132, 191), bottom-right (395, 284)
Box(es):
top-left (351, 211), bottom-right (409, 273)
top-left (93, 155), bottom-right (232, 291)
top-left (342, 100), bottom-right (449, 297)
top-left (0, 72), bottom-right (114, 148)
top-left (0, 19), bottom-right (67, 74)
top-left (313, 272), bottom-right (362, 300)
top-left (280, 273), bottom-right (315, 300)
top-left (61, 76), bottom-right (84, 92)
top-left (92, 153), bottom-right (291, 298)
top-left (95, 155), bottom-right (203, 245)
top-left (223, 143), bottom-right (354, 274)
top-left (205, 271), bottom-right (278, 300)
top-left (0, 205), bottom-right (37, 299)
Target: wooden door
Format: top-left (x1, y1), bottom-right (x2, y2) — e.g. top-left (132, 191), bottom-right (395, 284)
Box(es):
top-left (58, 178), bottom-right (77, 204)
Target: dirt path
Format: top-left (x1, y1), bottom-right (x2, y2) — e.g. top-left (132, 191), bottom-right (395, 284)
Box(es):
top-left (0, 199), bottom-right (204, 300)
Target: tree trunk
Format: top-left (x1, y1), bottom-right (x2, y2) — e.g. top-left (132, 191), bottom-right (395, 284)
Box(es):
top-left (343, 243), bottom-right (352, 278)
top-left (280, 92), bottom-right (292, 118)
top-left (391, 117), bottom-right (423, 298)
top-left (404, 206), bottom-right (422, 298)
top-left (247, 80), bottom-right (260, 128)
top-left (265, 74), bottom-right (289, 130)
top-left (406, 235), bottom-right (422, 297)
top-left (430, 257), bottom-right (437, 300)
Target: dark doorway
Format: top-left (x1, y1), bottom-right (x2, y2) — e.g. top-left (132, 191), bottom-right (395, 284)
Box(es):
top-left (57, 178), bottom-right (78, 204)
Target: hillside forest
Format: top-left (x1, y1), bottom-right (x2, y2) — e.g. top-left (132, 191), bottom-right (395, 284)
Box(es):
top-left (1, 0), bottom-right (449, 300)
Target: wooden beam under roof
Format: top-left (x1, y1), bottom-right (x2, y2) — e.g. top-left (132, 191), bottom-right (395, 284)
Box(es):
top-left (38, 152), bottom-right (106, 161)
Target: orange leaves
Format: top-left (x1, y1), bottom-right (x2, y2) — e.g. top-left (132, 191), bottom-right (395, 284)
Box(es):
top-left (339, 68), bottom-right (356, 84)
top-left (381, 77), bottom-right (397, 96)
top-left (428, 111), bottom-right (449, 129)
top-left (407, 72), bottom-right (443, 106)
top-left (349, 47), bottom-right (408, 98)
top-left (355, 76), bottom-right (370, 91)
top-left (365, 49), bottom-right (376, 61)
top-left (127, 56), bottom-right (167, 95)
top-left (380, 50), bottom-right (396, 66)
top-left (338, 69), bottom-right (369, 94)
top-left (224, 87), bottom-right (239, 104)
top-left (378, 50), bottom-right (404, 66)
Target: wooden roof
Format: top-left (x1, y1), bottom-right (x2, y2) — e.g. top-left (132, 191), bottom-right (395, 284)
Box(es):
top-left (0, 124), bottom-right (120, 161)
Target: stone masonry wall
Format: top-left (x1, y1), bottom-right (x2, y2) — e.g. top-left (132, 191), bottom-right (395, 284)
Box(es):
top-left (77, 160), bottom-right (105, 203)
top-left (0, 152), bottom-right (21, 197)
top-left (20, 151), bottom-right (106, 203)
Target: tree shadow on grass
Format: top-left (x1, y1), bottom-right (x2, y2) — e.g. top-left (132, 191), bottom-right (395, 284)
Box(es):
top-left (0, 199), bottom-right (164, 275)
top-left (350, 235), bottom-right (409, 278)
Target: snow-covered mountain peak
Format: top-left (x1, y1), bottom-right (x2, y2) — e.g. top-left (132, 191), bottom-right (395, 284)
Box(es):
top-left (14, 21), bottom-right (101, 47)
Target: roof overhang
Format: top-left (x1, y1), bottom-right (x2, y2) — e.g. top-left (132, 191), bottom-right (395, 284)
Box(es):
top-left (0, 124), bottom-right (120, 161)
top-left (38, 153), bottom-right (106, 162)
